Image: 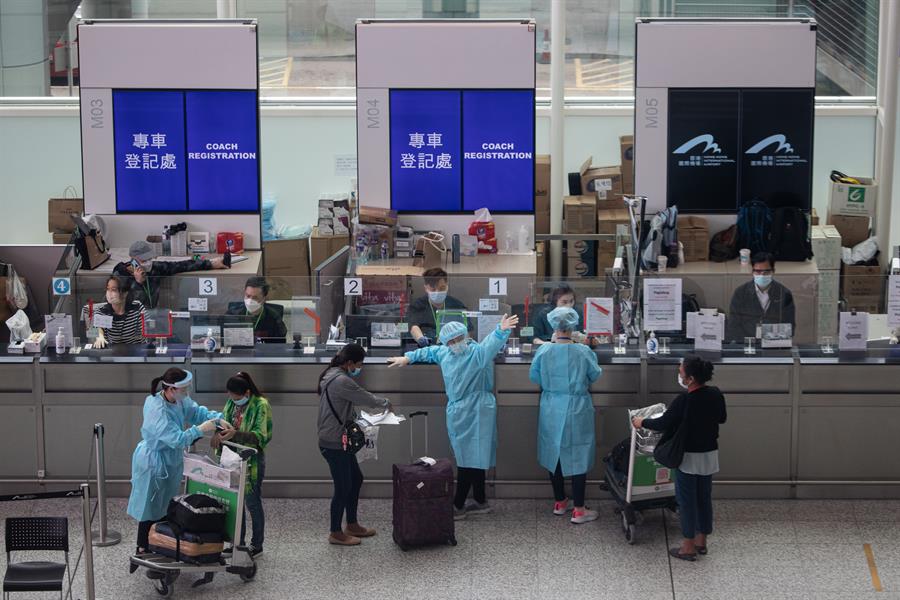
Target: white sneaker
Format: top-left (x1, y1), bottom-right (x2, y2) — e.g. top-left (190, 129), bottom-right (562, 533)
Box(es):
top-left (453, 506), bottom-right (468, 521)
top-left (553, 499), bottom-right (573, 516)
top-left (570, 508), bottom-right (599, 524)
top-left (464, 500), bottom-right (493, 515)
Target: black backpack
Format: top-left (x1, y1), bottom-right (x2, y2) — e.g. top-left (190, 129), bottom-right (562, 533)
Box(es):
top-left (166, 493), bottom-right (227, 534)
top-left (709, 224), bottom-right (739, 262)
top-left (768, 206), bottom-right (812, 262)
top-left (736, 199), bottom-right (772, 255)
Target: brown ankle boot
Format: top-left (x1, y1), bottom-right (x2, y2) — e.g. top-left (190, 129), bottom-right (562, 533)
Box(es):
top-left (345, 523), bottom-right (376, 538)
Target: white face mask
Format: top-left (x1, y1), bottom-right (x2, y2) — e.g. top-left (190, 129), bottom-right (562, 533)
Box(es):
top-left (449, 341), bottom-right (468, 355)
top-left (106, 291), bottom-right (122, 305)
top-left (677, 374), bottom-right (689, 389)
top-left (244, 298), bottom-right (263, 313)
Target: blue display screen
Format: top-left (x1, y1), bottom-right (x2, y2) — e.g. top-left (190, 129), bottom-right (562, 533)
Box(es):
top-left (389, 89), bottom-right (534, 213)
top-left (462, 90), bottom-right (535, 212)
top-left (113, 91), bottom-right (187, 212)
top-left (112, 89), bottom-right (259, 213)
top-left (185, 91), bottom-right (259, 212)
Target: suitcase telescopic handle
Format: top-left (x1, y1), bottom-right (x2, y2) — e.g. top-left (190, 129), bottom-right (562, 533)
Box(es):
top-left (409, 411), bottom-right (429, 461)
top-left (409, 411), bottom-right (428, 418)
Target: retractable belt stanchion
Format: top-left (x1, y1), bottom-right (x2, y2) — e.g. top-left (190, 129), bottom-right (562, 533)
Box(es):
top-left (81, 483), bottom-right (97, 600)
top-left (91, 424), bottom-right (121, 547)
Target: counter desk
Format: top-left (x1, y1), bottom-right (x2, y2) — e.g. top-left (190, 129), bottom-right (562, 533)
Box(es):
top-left (6, 343), bottom-right (900, 499)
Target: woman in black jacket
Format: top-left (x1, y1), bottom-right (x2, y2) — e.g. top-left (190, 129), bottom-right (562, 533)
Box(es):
top-left (633, 355), bottom-right (727, 562)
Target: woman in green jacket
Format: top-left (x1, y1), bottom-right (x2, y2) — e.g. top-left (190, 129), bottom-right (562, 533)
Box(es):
top-left (214, 371), bottom-right (272, 557)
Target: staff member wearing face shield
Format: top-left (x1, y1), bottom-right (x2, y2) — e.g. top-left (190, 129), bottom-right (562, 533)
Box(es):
top-left (725, 252), bottom-right (796, 342)
top-left (127, 368), bottom-right (233, 553)
top-left (530, 307), bottom-right (602, 524)
top-left (92, 275), bottom-right (146, 347)
top-left (388, 315), bottom-right (519, 519)
top-left (226, 277), bottom-right (287, 343)
top-left (113, 241), bottom-right (227, 309)
top-left (408, 268), bottom-right (467, 347)
top-left (317, 344), bottom-right (391, 546)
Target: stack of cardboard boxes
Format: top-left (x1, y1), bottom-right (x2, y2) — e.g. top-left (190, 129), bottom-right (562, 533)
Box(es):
top-left (48, 197), bottom-right (84, 244)
top-left (828, 175), bottom-right (882, 312)
top-left (534, 155), bottom-right (551, 235)
top-left (812, 225), bottom-right (842, 339)
top-left (318, 195), bottom-right (351, 237)
top-left (563, 195), bottom-right (597, 277)
top-left (597, 208), bottom-right (629, 271)
top-left (677, 216), bottom-right (709, 263)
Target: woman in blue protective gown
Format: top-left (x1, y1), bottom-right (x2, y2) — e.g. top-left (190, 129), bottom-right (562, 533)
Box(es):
top-left (530, 306), bottom-right (602, 524)
top-left (127, 367), bottom-right (233, 553)
top-left (388, 314), bottom-right (518, 519)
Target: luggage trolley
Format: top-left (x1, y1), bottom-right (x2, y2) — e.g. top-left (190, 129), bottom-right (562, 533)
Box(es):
top-left (129, 441), bottom-right (258, 598)
top-left (600, 407), bottom-right (677, 544)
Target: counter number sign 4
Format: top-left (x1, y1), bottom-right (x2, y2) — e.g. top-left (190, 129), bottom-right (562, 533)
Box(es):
top-left (489, 278), bottom-right (507, 296)
top-left (199, 277), bottom-right (217, 296)
top-left (345, 278), bottom-right (363, 296)
top-left (52, 277), bottom-right (71, 296)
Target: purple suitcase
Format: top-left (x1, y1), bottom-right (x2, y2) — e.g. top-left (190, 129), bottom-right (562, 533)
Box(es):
top-left (392, 411), bottom-right (457, 550)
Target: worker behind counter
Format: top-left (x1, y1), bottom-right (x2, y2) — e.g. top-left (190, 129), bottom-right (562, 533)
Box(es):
top-left (408, 267), bottom-right (467, 347)
top-left (725, 251), bottom-right (796, 342)
top-left (113, 240), bottom-right (228, 309)
top-left (226, 277), bottom-right (287, 343)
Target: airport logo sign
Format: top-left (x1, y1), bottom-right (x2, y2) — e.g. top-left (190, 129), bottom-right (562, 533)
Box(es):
top-left (745, 134), bottom-right (807, 167)
top-left (672, 134), bottom-right (734, 168)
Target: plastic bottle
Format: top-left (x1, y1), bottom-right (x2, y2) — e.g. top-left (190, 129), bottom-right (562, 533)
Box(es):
top-left (504, 230), bottom-right (515, 253)
top-left (646, 331), bottom-right (658, 355)
top-left (204, 328), bottom-right (218, 353)
top-left (518, 225), bottom-right (530, 252)
top-left (451, 234), bottom-right (461, 264)
top-left (55, 327), bottom-right (66, 354)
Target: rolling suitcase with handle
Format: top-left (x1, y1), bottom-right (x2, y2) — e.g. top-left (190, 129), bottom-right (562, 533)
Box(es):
top-left (392, 411), bottom-right (457, 550)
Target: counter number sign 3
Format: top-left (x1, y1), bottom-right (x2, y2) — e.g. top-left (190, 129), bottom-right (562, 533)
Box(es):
top-left (199, 277), bottom-right (217, 296)
top-left (489, 278), bottom-right (507, 296)
top-left (52, 277), bottom-right (71, 296)
top-left (345, 278), bottom-right (363, 296)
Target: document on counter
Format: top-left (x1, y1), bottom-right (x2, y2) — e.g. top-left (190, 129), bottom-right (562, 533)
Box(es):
top-left (359, 411), bottom-right (406, 426)
top-left (888, 275), bottom-right (900, 328)
top-left (584, 297), bottom-right (614, 336)
top-left (643, 279), bottom-right (683, 331)
top-left (839, 311), bottom-right (869, 351)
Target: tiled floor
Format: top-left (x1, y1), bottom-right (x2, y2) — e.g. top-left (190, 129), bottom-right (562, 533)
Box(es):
top-left (0, 496), bottom-right (895, 599)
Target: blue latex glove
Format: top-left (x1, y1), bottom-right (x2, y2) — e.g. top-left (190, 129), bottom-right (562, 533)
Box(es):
top-left (417, 336), bottom-right (431, 348)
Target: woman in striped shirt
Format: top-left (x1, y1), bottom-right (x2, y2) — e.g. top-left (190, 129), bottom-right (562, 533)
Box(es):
top-left (94, 275), bottom-right (146, 347)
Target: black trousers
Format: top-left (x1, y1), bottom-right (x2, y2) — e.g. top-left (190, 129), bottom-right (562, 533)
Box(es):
top-left (454, 467), bottom-right (486, 509)
top-left (136, 519), bottom-right (159, 551)
top-left (549, 461), bottom-right (586, 507)
top-left (320, 447), bottom-right (364, 533)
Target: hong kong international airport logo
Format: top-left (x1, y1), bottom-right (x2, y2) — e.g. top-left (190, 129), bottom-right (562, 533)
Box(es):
top-left (745, 134), bottom-right (807, 167)
top-left (672, 134), bottom-right (734, 167)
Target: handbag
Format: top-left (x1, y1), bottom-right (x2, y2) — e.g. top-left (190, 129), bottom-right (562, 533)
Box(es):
top-left (324, 377), bottom-right (366, 454)
top-left (653, 397), bottom-right (690, 469)
top-left (72, 215), bottom-right (110, 271)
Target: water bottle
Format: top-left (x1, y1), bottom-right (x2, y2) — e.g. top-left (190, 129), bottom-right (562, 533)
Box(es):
top-left (452, 234), bottom-right (461, 264)
top-left (518, 225), bottom-right (530, 252)
top-left (204, 327), bottom-right (218, 353)
top-left (55, 327), bottom-right (66, 354)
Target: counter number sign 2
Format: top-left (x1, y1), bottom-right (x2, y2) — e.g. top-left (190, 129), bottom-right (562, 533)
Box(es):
top-left (489, 278), bottom-right (507, 296)
top-left (345, 278), bottom-right (363, 296)
top-left (52, 277), bottom-right (71, 296)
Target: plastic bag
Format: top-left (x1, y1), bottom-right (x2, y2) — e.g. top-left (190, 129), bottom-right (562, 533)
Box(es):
top-left (219, 445), bottom-right (242, 470)
top-left (355, 425), bottom-right (379, 463)
top-left (848, 236), bottom-right (878, 265)
top-left (6, 267), bottom-right (27, 310)
top-left (629, 403), bottom-right (667, 455)
top-left (5, 310), bottom-right (32, 342)
top-left (262, 197), bottom-right (277, 241)
top-left (276, 224), bottom-right (312, 240)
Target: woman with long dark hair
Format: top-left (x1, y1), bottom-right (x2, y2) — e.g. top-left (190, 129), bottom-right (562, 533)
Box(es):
top-left (317, 344), bottom-right (391, 546)
top-left (127, 367), bottom-right (232, 553)
top-left (633, 356), bottom-right (727, 561)
top-left (213, 371), bottom-right (272, 557)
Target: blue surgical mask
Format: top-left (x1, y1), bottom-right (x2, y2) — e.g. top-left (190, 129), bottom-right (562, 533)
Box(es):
top-left (233, 395), bottom-right (250, 407)
top-left (349, 367), bottom-right (362, 377)
top-left (754, 274), bottom-right (773, 289)
top-left (428, 290), bottom-right (447, 305)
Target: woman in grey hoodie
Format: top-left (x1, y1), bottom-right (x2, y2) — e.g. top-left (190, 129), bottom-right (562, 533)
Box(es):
top-left (317, 343), bottom-right (391, 546)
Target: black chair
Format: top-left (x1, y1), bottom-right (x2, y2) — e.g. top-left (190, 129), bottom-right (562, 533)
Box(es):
top-left (3, 517), bottom-right (71, 600)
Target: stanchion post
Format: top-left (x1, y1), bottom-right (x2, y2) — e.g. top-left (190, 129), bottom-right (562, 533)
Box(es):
top-left (91, 423), bottom-right (121, 546)
top-left (81, 483), bottom-right (96, 600)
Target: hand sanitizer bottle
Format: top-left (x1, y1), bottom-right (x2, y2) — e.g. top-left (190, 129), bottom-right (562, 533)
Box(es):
top-left (55, 327), bottom-right (66, 354)
top-left (205, 328), bottom-right (218, 352)
top-left (646, 331), bottom-right (658, 355)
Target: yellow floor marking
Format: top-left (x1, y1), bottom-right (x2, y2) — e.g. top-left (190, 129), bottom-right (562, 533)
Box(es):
top-left (864, 543), bottom-right (883, 592)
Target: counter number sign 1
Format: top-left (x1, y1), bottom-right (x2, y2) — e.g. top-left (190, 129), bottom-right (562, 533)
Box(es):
top-left (489, 278), bottom-right (507, 296)
top-left (52, 277), bottom-right (71, 296)
top-left (199, 277), bottom-right (218, 296)
top-left (345, 278), bottom-right (363, 296)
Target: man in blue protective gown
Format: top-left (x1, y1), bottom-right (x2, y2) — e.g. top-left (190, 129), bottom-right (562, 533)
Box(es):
top-left (127, 367), bottom-right (231, 554)
top-left (388, 314), bottom-right (518, 519)
top-left (530, 306), bottom-right (602, 524)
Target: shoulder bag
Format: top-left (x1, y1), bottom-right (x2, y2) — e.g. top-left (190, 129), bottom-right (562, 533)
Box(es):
top-left (324, 377), bottom-right (366, 454)
top-left (653, 396), bottom-right (690, 469)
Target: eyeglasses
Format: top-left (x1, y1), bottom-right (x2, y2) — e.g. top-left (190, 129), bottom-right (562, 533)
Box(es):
top-left (752, 269), bottom-right (774, 276)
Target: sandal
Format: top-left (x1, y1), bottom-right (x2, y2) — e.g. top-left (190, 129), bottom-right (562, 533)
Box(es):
top-left (668, 547), bottom-right (697, 562)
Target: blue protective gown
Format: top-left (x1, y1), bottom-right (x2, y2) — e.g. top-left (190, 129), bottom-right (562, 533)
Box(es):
top-left (126, 393), bottom-right (222, 522)
top-left (529, 343), bottom-right (602, 476)
top-left (405, 327), bottom-right (510, 469)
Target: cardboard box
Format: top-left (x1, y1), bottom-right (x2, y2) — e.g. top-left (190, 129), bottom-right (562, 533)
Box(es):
top-left (818, 270), bottom-right (840, 304)
top-left (566, 257), bottom-right (596, 278)
top-left (358, 206), bottom-right (398, 227)
top-left (841, 264), bottom-right (883, 297)
top-left (563, 195), bottom-right (597, 234)
top-left (580, 158), bottom-right (623, 200)
top-left (827, 212), bottom-right (870, 248)
top-left (811, 225), bottom-right (842, 271)
top-left (535, 155), bottom-right (551, 234)
top-left (48, 198), bottom-right (84, 233)
top-left (52, 233), bottom-right (72, 245)
top-left (310, 227), bottom-right (350, 270)
top-left (677, 215), bottom-right (709, 262)
top-left (535, 241), bottom-right (547, 279)
top-left (843, 295), bottom-right (883, 314)
top-left (183, 453), bottom-right (239, 489)
top-left (620, 135), bottom-right (634, 195)
top-left (597, 208), bottom-right (629, 235)
top-left (811, 207), bottom-right (819, 226)
top-left (597, 240), bottom-right (618, 272)
top-left (830, 177), bottom-right (877, 218)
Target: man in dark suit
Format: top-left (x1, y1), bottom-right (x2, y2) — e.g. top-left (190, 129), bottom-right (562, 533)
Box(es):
top-left (726, 252), bottom-right (795, 342)
top-left (226, 277), bottom-right (287, 343)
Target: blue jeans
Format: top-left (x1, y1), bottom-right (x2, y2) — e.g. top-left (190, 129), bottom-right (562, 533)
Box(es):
top-left (320, 447), bottom-right (364, 533)
top-left (674, 469), bottom-right (713, 540)
top-left (239, 452), bottom-right (265, 549)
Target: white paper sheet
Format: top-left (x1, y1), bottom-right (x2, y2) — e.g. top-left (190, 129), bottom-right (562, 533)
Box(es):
top-left (888, 275), bottom-right (900, 328)
top-left (643, 279), bottom-right (683, 331)
top-left (584, 297), bottom-right (614, 336)
top-left (839, 312), bottom-right (869, 351)
top-left (359, 410), bottom-right (406, 426)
